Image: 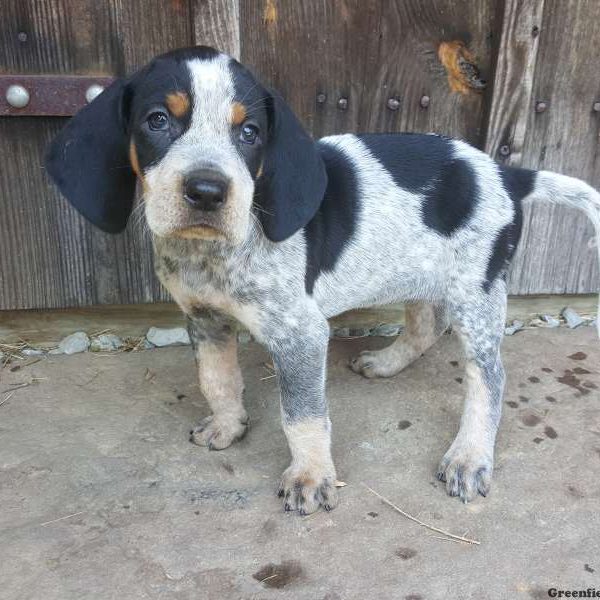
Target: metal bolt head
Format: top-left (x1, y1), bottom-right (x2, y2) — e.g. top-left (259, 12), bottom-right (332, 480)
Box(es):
top-left (85, 84), bottom-right (105, 104)
top-left (316, 92), bottom-right (327, 104)
top-left (535, 101), bottom-right (547, 113)
top-left (499, 144), bottom-right (511, 157)
top-left (419, 95), bottom-right (430, 108)
top-left (17, 31), bottom-right (28, 43)
top-left (386, 97), bottom-right (400, 111)
top-left (6, 84), bottom-right (30, 108)
top-left (593, 101), bottom-right (600, 113)
top-left (337, 97), bottom-right (348, 111)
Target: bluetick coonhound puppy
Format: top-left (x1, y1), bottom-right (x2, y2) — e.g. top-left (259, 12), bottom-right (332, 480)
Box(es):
top-left (46, 46), bottom-right (600, 514)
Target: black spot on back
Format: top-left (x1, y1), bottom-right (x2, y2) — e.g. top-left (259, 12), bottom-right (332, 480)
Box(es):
top-left (304, 142), bottom-right (359, 294)
top-left (421, 158), bottom-right (479, 235)
top-left (360, 133), bottom-right (478, 236)
top-left (483, 166), bottom-right (535, 292)
top-left (359, 133), bottom-right (454, 192)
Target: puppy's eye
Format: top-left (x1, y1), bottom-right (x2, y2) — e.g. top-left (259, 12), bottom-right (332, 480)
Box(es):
top-left (240, 123), bottom-right (259, 144)
top-left (147, 111), bottom-right (169, 131)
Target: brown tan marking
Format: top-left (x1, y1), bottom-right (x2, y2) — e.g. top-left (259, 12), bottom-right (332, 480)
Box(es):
top-left (350, 303), bottom-right (444, 378)
top-left (190, 332), bottom-right (247, 450)
top-left (279, 418), bottom-right (338, 513)
top-left (231, 101), bottom-right (247, 126)
top-left (129, 141), bottom-right (141, 178)
top-left (129, 140), bottom-right (147, 191)
top-left (165, 91), bottom-right (190, 118)
top-left (173, 225), bottom-right (226, 241)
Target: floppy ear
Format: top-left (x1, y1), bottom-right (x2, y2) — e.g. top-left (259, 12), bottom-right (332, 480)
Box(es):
top-left (256, 92), bottom-right (327, 242)
top-left (45, 77), bottom-right (136, 234)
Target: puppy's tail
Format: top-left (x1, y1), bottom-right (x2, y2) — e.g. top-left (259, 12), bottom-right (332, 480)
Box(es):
top-left (523, 170), bottom-right (600, 337)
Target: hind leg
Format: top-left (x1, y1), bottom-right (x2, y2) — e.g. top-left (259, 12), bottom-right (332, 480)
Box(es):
top-left (437, 281), bottom-right (507, 502)
top-left (350, 303), bottom-right (448, 378)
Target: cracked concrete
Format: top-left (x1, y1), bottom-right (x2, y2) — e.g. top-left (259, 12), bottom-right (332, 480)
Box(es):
top-left (0, 327), bottom-right (599, 599)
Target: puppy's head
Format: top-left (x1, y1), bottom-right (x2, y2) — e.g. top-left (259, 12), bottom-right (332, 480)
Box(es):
top-left (46, 46), bottom-right (327, 244)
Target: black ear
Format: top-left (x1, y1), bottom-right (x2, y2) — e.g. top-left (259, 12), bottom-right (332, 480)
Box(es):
top-left (256, 92), bottom-right (327, 242)
top-left (45, 78), bottom-right (136, 234)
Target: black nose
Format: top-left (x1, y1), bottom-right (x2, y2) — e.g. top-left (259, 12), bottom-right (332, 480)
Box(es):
top-left (184, 172), bottom-right (228, 211)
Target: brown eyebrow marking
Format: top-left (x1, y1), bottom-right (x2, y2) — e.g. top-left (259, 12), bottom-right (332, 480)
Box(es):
top-left (231, 101), bottom-right (247, 126)
top-left (166, 91), bottom-right (190, 118)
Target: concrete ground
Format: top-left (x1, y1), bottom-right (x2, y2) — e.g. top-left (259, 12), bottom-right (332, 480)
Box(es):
top-left (1, 327), bottom-right (599, 600)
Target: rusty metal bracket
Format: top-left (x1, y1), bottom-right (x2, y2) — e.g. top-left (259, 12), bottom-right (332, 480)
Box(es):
top-left (1, 75), bottom-right (115, 117)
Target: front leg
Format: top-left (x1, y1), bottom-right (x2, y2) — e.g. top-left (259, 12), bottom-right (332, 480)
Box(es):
top-left (187, 308), bottom-right (248, 450)
top-left (269, 313), bottom-right (338, 515)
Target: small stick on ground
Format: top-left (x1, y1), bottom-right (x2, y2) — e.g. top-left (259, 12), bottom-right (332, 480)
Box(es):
top-left (362, 483), bottom-right (480, 546)
top-left (0, 391), bottom-right (15, 407)
top-left (40, 511), bottom-right (86, 527)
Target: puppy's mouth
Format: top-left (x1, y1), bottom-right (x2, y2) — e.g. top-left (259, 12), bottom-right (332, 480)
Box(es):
top-left (172, 223), bottom-right (226, 241)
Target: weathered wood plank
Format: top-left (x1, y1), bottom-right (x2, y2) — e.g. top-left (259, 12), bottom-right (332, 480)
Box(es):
top-left (356, 0), bottom-right (498, 144)
top-left (506, 0), bottom-right (600, 295)
top-left (0, 0), bottom-right (193, 309)
top-left (240, 0), bottom-right (497, 143)
top-left (0, 296), bottom-right (595, 347)
top-left (193, 0), bottom-right (240, 58)
top-left (483, 0), bottom-right (545, 163)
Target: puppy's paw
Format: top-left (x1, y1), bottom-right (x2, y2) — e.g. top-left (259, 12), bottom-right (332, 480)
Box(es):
top-left (349, 349), bottom-right (406, 378)
top-left (277, 467), bottom-right (339, 515)
top-left (189, 412), bottom-right (248, 450)
top-left (436, 444), bottom-right (493, 503)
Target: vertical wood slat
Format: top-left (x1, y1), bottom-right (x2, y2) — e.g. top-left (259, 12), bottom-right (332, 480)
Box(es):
top-left (483, 0), bottom-right (545, 163)
top-left (0, 0), bottom-right (195, 309)
top-left (494, 0), bottom-right (600, 294)
top-left (193, 0), bottom-right (240, 59)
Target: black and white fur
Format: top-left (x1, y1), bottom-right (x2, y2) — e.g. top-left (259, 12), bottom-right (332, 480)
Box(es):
top-left (46, 46), bottom-right (600, 514)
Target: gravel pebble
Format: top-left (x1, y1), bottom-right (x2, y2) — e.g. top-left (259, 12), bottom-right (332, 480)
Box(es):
top-left (22, 348), bottom-right (46, 356)
top-left (90, 334), bottom-right (124, 352)
top-left (561, 307), bottom-right (585, 329)
top-left (349, 328), bottom-right (369, 338)
top-left (54, 331), bottom-right (90, 355)
top-left (332, 328), bottom-right (350, 338)
top-left (504, 320), bottom-right (524, 336)
top-left (370, 323), bottom-right (402, 337)
top-left (541, 315), bottom-right (561, 328)
top-left (146, 327), bottom-right (190, 347)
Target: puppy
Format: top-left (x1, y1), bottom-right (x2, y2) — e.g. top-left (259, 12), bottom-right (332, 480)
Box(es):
top-left (46, 46), bottom-right (600, 514)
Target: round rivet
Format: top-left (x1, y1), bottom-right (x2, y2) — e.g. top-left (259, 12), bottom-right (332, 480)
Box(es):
top-left (6, 84), bottom-right (30, 108)
top-left (337, 97), bottom-right (348, 111)
top-left (386, 97), bottom-right (400, 111)
top-left (17, 31), bottom-right (28, 43)
top-left (535, 101), bottom-right (548, 113)
top-left (499, 144), bottom-right (511, 157)
top-left (419, 95), bottom-right (430, 108)
top-left (593, 101), bottom-right (600, 113)
top-left (316, 92), bottom-right (327, 104)
top-left (85, 84), bottom-right (105, 104)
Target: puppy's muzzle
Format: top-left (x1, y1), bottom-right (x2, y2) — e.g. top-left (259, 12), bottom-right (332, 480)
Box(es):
top-left (184, 169), bottom-right (230, 212)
